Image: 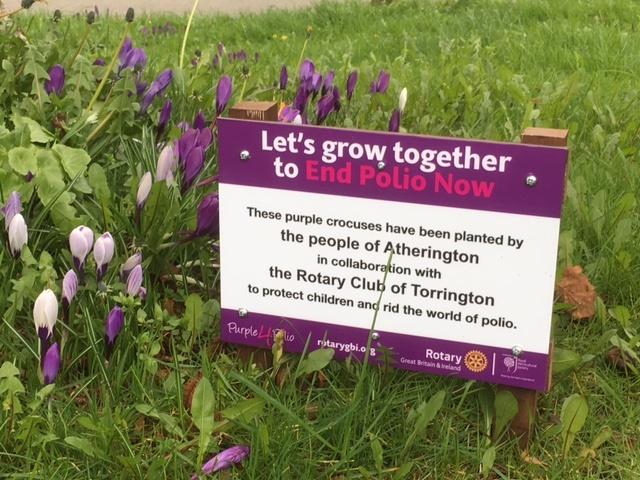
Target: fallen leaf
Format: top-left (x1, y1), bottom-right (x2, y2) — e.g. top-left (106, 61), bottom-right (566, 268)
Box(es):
top-left (606, 347), bottom-right (636, 372)
top-left (556, 266), bottom-right (597, 320)
top-left (183, 371), bottom-right (203, 411)
top-left (521, 450), bottom-right (546, 467)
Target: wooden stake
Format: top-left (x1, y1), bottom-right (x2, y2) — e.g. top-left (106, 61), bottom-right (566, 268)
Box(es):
top-left (225, 101), bottom-right (279, 369)
top-left (498, 126), bottom-right (568, 448)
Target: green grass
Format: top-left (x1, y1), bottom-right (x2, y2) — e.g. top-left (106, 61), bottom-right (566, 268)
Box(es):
top-left (1, 0), bottom-right (640, 478)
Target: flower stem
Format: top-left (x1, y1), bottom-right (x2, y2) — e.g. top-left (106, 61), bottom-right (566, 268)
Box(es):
top-left (86, 110), bottom-right (115, 143)
top-left (69, 25), bottom-right (91, 68)
top-left (87, 24), bottom-right (130, 112)
top-left (179, 0), bottom-right (201, 69)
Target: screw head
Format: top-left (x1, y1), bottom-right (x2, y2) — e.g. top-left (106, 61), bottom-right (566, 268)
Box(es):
top-left (240, 150), bottom-right (251, 161)
top-left (376, 161), bottom-right (385, 170)
top-left (371, 332), bottom-right (380, 341)
top-left (525, 174), bottom-right (537, 187)
top-left (511, 345), bottom-right (523, 357)
top-left (238, 308), bottom-right (248, 318)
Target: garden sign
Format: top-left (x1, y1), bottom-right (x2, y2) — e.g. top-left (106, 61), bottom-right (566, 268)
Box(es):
top-left (218, 110), bottom-right (568, 392)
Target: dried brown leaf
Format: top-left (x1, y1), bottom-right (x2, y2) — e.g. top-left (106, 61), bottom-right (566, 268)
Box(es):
top-left (606, 347), bottom-right (636, 372)
top-left (520, 450), bottom-right (546, 467)
top-left (556, 266), bottom-right (597, 320)
top-left (183, 371), bottom-right (203, 411)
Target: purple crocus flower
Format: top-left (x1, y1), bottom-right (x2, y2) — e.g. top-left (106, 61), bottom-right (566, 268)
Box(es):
top-left (94, 232), bottom-right (115, 282)
top-left (279, 65), bottom-right (288, 90)
top-left (192, 445), bottom-right (250, 479)
top-left (105, 306), bottom-right (125, 349)
top-left (69, 225), bottom-right (94, 275)
top-left (293, 86), bottom-right (309, 114)
top-left (215, 75), bottom-right (233, 116)
top-left (157, 100), bottom-right (172, 139)
top-left (42, 343), bottom-right (61, 385)
top-left (119, 38), bottom-right (133, 64)
top-left (316, 93), bottom-right (335, 124)
top-left (322, 70), bottom-right (335, 96)
top-left (126, 265), bottom-right (143, 297)
top-left (193, 111), bottom-right (207, 130)
top-left (45, 65), bottom-right (65, 96)
top-left (93, 58), bottom-right (106, 66)
top-left (370, 70), bottom-right (390, 94)
top-left (61, 269), bottom-right (78, 322)
top-left (156, 142), bottom-right (178, 184)
top-left (119, 47), bottom-right (147, 73)
top-left (278, 105), bottom-right (300, 123)
top-left (332, 86), bottom-right (342, 113)
top-left (34, 289), bottom-right (58, 358)
top-left (193, 194), bottom-right (219, 237)
top-left (299, 59), bottom-right (315, 84)
top-left (120, 252), bottom-right (142, 281)
top-left (135, 76), bottom-right (147, 97)
top-left (140, 69), bottom-right (173, 114)
top-left (346, 70), bottom-right (358, 102)
top-left (2, 191), bottom-right (22, 231)
top-left (388, 108), bottom-right (401, 132)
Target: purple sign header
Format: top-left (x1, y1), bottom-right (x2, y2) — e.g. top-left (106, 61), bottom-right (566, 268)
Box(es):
top-left (218, 119), bottom-right (568, 218)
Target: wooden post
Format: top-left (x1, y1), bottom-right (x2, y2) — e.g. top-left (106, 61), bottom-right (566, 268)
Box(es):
top-left (225, 101), bottom-right (279, 368)
top-left (498, 126), bottom-right (568, 448)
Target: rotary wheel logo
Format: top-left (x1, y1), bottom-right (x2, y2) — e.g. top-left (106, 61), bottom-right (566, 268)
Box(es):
top-left (464, 350), bottom-right (488, 373)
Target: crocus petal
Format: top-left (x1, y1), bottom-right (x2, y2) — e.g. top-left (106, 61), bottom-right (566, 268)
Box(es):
top-left (194, 194), bottom-right (219, 237)
top-left (299, 59), bottom-right (315, 83)
top-left (137, 172), bottom-right (153, 207)
top-left (126, 265), bottom-right (143, 296)
top-left (316, 94), bottom-right (335, 125)
top-left (199, 445), bottom-right (250, 476)
top-left (157, 100), bottom-right (172, 138)
top-left (182, 147), bottom-right (205, 192)
top-left (105, 306), bottom-right (125, 346)
top-left (156, 143), bottom-right (178, 183)
top-left (42, 343), bottom-right (61, 385)
top-left (193, 111), bottom-right (207, 130)
top-left (8, 213), bottom-right (27, 257)
top-left (45, 65), bottom-right (65, 96)
top-left (2, 191), bottom-right (22, 231)
top-left (140, 69), bottom-right (173, 114)
top-left (33, 289), bottom-right (58, 339)
top-left (215, 75), bottom-right (233, 116)
top-left (399, 87), bottom-right (407, 113)
top-left (346, 70), bottom-right (358, 102)
top-left (279, 65), bottom-right (288, 90)
top-left (388, 108), bottom-right (401, 132)
top-left (62, 269), bottom-right (78, 308)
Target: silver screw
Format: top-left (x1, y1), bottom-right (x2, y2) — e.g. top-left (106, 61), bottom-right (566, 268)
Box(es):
top-left (511, 345), bottom-right (523, 357)
top-left (371, 332), bottom-right (380, 341)
top-left (238, 308), bottom-right (248, 318)
top-left (525, 174), bottom-right (537, 187)
top-left (376, 161), bottom-right (385, 170)
top-left (240, 150), bottom-right (251, 161)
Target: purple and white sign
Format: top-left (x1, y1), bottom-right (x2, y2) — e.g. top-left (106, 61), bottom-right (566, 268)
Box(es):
top-left (217, 118), bottom-right (568, 391)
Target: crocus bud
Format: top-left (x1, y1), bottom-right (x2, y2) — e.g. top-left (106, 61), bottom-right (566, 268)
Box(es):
top-left (69, 225), bottom-right (94, 273)
top-left (34, 289), bottom-right (58, 354)
top-left (42, 343), bottom-right (61, 385)
top-left (215, 75), bottom-right (233, 116)
top-left (94, 233), bottom-right (115, 281)
top-left (126, 265), bottom-right (143, 296)
top-left (156, 143), bottom-right (178, 184)
top-left (193, 194), bottom-right (219, 238)
top-left (279, 65), bottom-right (288, 90)
top-left (137, 172), bottom-right (152, 208)
top-left (45, 65), bottom-right (65, 96)
top-left (346, 70), bottom-right (358, 102)
top-left (120, 252), bottom-right (142, 280)
top-left (388, 108), bottom-right (401, 132)
top-left (193, 111), bottom-right (207, 130)
top-left (105, 306), bottom-right (125, 352)
top-left (2, 191), bottom-right (22, 231)
top-left (61, 269), bottom-right (78, 321)
top-left (8, 213), bottom-right (28, 257)
top-left (125, 7), bottom-right (135, 22)
top-left (399, 87), bottom-right (407, 113)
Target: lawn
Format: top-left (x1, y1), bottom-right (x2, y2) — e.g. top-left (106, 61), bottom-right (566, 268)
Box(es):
top-left (0, 0), bottom-right (639, 478)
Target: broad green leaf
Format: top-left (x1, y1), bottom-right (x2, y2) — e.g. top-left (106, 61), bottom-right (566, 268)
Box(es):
top-left (481, 446), bottom-right (496, 477)
top-left (493, 390), bottom-right (518, 439)
top-left (35, 150), bottom-right (80, 230)
top-left (0, 362), bottom-right (20, 379)
top-left (11, 115), bottom-right (53, 143)
top-left (8, 146), bottom-right (38, 176)
top-left (183, 294), bottom-right (204, 335)
top-left (212, 397), bottom-right (265, 433)
top-left (553, 348), bottom-right (582, 375)
top-left (64, 436), bottom-right (96, 457)
top-left (590, 426), bottom-right (612, 450)
top-left (87, 164), bottom-right (110, 203)
top-left (191, 377), bottom-right (215, 463)
top-left (53, 144), bottom-right (91, 180)
top-left (300, 348), bottom-right (335, 375)
top-left (560, 394), bottom-right (588, 457)
top-left (401, 390), bottom-right (445, 458)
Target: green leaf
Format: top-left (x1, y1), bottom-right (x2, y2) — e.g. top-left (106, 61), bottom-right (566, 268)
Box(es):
top-left (53, 144), bottom-right (91, 180)
top-left (87, 164), bottom-right (110, 203)
top-left (401, 390), bottom-right (445, 458)
top-left (11, 115), bottom-right (53, 143)
top-left (8, 146), bottom-right (38, 176)
top-left (212, 397), bottom-right (266, 433)
top-left (370, 436), bottom-right (383, 474)
top-left (590, 426), bottom-right (612, 450)
top-left (493, 390), bottom-right (518, 439)
top-left (553, 348), bottom-right (582, 375)
top-left (481, 446), bottom-right (496, 477)
top-left (0, 362), bottom-right (20, 379)
top-left (183, 294), bottom-right (204, 336)
top-left (560, 394), bottom-right (589, 457)
top-left (64, 436), bottom-right (96, 458)
top-left (392, 462), bottom-right (413, 480)
top-left (299, 348), bottom-right (335, 375)
top-left (191, 377), bottom-right (215, 462)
